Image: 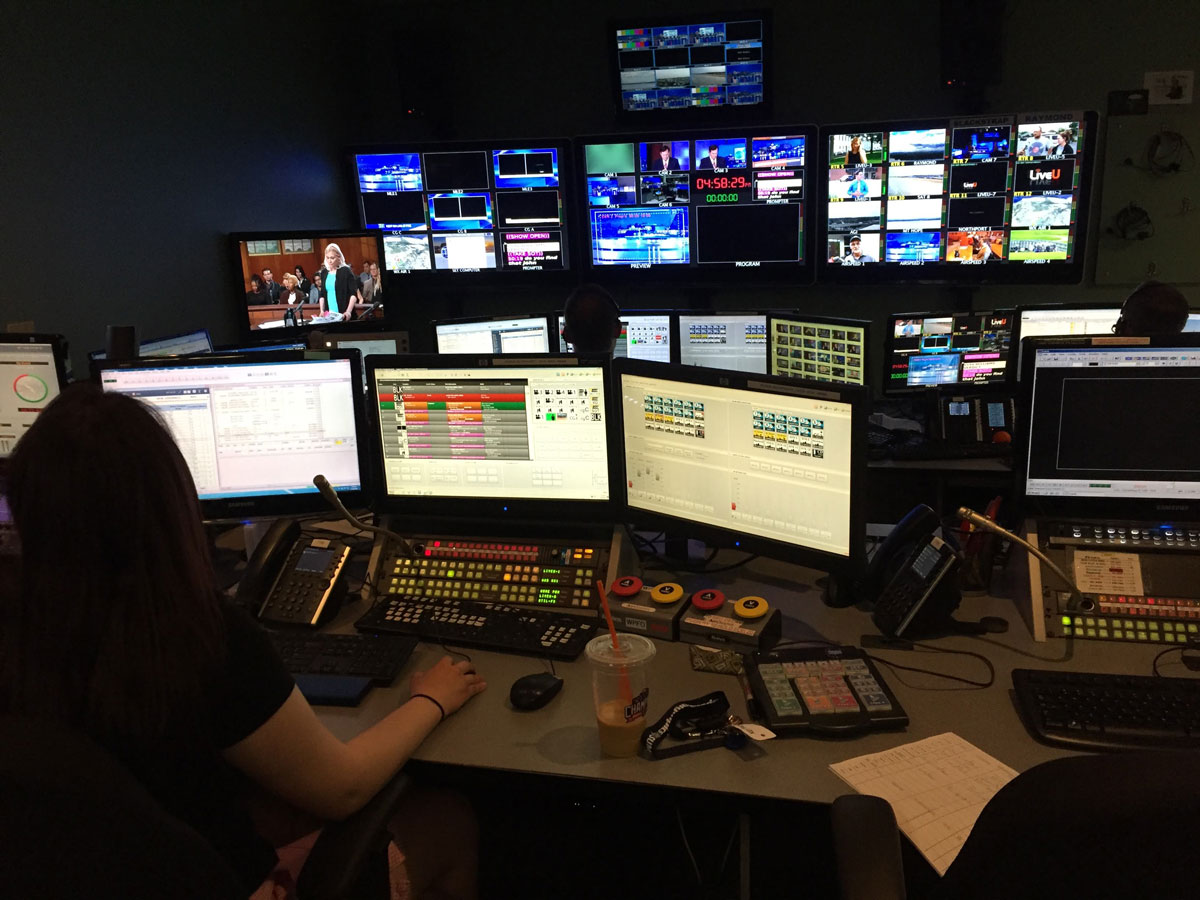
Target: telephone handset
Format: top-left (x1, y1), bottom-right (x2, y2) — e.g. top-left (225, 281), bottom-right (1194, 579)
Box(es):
top-left (236, 517), bottom-right (351, 627)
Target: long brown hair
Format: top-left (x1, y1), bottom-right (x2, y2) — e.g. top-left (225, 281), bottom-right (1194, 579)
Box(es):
top-left (2, 385), bottom-right (224, 745)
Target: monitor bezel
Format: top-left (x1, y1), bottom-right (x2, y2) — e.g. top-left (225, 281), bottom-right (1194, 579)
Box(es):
top-left (96, 350), bottom-right (372, 522)
top-left (1017, 335), bottom-right (1200, 523)
top-left (882, 308), bottom-right (1016, 396)
top-left (430, 314), bottom-right (554, 355)
top-left (366, 353), bottom-right (619, 526)
top-left (765, 312), bottom-right (872, 389)
top-left (818, 111), bottom-right (1098, 285)
top-left (613, 357), bottom-right (868, 576)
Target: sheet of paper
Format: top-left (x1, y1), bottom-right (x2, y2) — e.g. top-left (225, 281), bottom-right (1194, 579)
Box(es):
top-left (1072, 550), bottom-right (1144, 596)
top-left (830, 733), bottom-right (1017, 876)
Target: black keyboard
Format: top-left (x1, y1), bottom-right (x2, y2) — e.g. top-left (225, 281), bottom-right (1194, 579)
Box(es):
top-left (1012, 668), bottom-right (1200, 751)
top-left (269, 631), bottom-right (418, 683)
top-left (888, 440), bottom-right (1013, 461)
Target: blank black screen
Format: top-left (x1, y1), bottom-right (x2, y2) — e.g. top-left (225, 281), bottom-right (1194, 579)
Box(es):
top-left (496, 190), bottom-right (560, 225)
top-left (726, 20), bottom-right (762, 41)
top-left (423, 152), bottom-right (490, 190)
top-left (361, 191), bottom-right (425, 227)
top-left (696, 204), bottom-right (800, 264)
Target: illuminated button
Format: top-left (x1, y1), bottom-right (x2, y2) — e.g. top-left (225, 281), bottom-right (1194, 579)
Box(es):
top-left (1086, 628), bottom-right (1096, 637)
top-left (1062, 616), bottom-right (1073, 626)
top-left (1137, 631), bottom-right (1148, 640)
top-left (1062, 626), bottom-right (1073, 636)
top-left (503, 574), bottom-right (512, 582)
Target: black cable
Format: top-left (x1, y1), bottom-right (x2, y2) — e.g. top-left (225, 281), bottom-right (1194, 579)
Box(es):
top-left (864, 640), bottom-right (996, 689)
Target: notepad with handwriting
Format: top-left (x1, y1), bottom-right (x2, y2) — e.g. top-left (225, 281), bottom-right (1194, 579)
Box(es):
top-left (830, 732), bottom-right (1018, 876)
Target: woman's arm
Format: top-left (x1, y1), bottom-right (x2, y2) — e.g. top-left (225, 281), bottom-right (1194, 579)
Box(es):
top-left (223, 656), bottom-right (485, 821)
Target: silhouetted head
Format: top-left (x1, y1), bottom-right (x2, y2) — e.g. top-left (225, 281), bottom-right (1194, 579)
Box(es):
top-left (563, 284), bottom-right (621, 355)
top-left (1114, 281), bottom-right (1189, 335)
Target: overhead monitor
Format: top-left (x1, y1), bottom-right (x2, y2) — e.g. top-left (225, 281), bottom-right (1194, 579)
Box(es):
top-left (579, 125), bottom-right (815, 281)
top-left (0, 334), bottom-right (68, 458)
top-left (884, 311), bottom-right (1014, 393)
top-left (556, 312), bottom-right (672, 362)
top-left (230, 230), bottom-right (388, 337)
top-left (1014, 305), bottom-right (1200, 376)
top-left (367, 355), bottom-right (614, 523)
top-left (610, 12), bottom-right (770, 116)
top-left (350, 139), bottom-right (573, 281)
top-left (434, 316), bottom-right (551, 355)
top-left (90, 329), bottom-right (214, 362)
top-left (767, 314), bottom-right (869, 386)
top-left (616, 358), bottom-right (865, 574)
top-left (677, 313), bottom-right (768, 373)
top-left (97, 352), bottom-right (370, 521)
top-left (1021, 336), bottom-right (1200, 521)
top-left (821, 111), bottom-right (1096, 284)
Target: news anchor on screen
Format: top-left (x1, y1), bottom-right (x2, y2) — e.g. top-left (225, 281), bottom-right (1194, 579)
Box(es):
top-left (656, 145), bottom-right (681, 173)
top-left (697, 144), bottom-right (727, 170)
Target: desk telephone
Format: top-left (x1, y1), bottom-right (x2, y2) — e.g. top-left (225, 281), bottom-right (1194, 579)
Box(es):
top-left (236, 518), bottom-right (351, 627)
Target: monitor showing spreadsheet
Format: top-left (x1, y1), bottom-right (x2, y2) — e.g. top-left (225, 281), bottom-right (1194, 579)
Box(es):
top-left (434, 316), bottom-right (551, 354)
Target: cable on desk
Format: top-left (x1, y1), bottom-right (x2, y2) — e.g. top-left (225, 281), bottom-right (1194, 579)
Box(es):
top-left (864, 640), bottom-right (996, 689)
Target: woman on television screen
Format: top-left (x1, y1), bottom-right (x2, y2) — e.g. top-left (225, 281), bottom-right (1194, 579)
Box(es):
top-left (315, 243), bottom-right (363, 321)
top-left (844, 136), bottom-right (868, 166)
top-left (245, 273), bottom-right (271, 305)
top-left (294, 265), bottom-right (311, 294)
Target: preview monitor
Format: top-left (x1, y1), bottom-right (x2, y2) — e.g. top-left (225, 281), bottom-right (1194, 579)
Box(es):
top-left (230, 231), bottom-right (387, 336)
top-left (556, 312), bottom-right (672, 362)
top-left (351, 139), bottom-right (573, 280)
top-left (579, 125), bottom-right (815, 280)
top-left (611, 12), bottom-right (770, 115)
top-left (89, 328), bottom-right (214, 362)
top-left (368, 354), bottom-right (615, 523)
top-left (1014, 305), bottom-right (1200, 376)
top-left (0, 334), bottom-right (68, 457)
top-left (1021, 336), bottom-right (1200, 521)
top-left (97, 352), bottom-right (370, 521)
top-left (821, 112), bottom-right (1096, 283)
top-left (616, 358), bottom-right (865, 574)
top-left (884, 311), bottom-right (1014, 392)
top-left (677, 313), bottom-right (768, 373)
top-left (434, 316), bottom-right (551, 355)
top-left (767, 314), bottom-right (869, 386)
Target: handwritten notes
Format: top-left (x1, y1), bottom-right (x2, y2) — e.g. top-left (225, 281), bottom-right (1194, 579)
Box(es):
top-left (1072, 550), bottom-right (1144, 596)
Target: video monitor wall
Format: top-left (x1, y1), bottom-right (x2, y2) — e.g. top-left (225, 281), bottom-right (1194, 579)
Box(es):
top-left (884, 311), bottom-right (1014, 393)
top-left (612, 14), bottom-right (768, 113)
top-left (352, 140), bottom-right (572, 278)
top-left (768, 315), bottom-right (868, 386)
top-left (579, 125), bottom-right (813, 279)
top-left (822, 112), bottom-right (1094, 283)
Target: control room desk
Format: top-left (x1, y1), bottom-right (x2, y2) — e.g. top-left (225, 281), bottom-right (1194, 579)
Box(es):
top-left (315, 556), bottom-right (1177, 807)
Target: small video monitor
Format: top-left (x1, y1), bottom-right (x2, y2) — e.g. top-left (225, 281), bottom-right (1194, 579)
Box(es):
top-left (884, 311), bottom-right (1015, 392)
top-left (90, 329), bottom-right (214, 362)
top-left (677, 312), bottom-right (768, 373)
top-left (322, 332), bottom-right (411, 390)
top-left (434, 316), bottom-right (551, 355)
top-left (0, 334), bottom-right (68, 458)
top-left (557, 312), bottom-right (672, 362)
top-left (767, 314), bottom-right (869, 386)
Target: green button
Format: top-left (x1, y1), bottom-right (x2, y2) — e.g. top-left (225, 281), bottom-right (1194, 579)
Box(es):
top-left (1166, 633), bottom-right (1178, 643)
top-left (1165, 622), bottom-right (1176, 632)
top-left (1137, 632), bottom-right (1148, 640)
top-left (1062, 616), bottom-right (1073, 626)
top-left (1062, 626), bottom-right (1073, 636)
top-left (1085, 617), bottom-right (1096, 627)
top-left (1098, 618), bottom-right (1108, 628)
top-left (1151, 633), bottom-right (1162, 642)
top-left (1137, 621), bottom-right (1147, 630)
top-left (1189, 624), bottom-right (1198, 634)
top-left (1086, 628), bottom-right (1097, 637)
top-left (1074, 617), bottom-right (1084, 627)
top-left (1150, 622), bottom-right (1160, 630)
top-left (1124, 632), bottom-right (1136, 641)
top-left (1099, 629), bottom-right (1109, 639)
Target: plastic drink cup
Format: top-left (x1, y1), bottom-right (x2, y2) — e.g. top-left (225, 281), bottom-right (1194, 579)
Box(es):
top-left (584, 633), bottom-right (656, 757)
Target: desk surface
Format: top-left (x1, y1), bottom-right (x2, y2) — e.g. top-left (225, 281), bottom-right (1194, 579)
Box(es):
top-left (315, 555), bottom-right (1185, 806)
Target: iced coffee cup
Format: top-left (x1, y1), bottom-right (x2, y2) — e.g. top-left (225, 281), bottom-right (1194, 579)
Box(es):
top-left (584, 632), bottom-right (656, 758)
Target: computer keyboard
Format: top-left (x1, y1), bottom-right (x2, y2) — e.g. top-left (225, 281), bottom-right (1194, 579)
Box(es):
top-left (269, 631), bottom-right (418, 683)
top-left (1012, 668), bottom-right (1200, 751)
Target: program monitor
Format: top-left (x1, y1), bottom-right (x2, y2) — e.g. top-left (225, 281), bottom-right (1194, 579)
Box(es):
top-left (768, 314), bottom-right (868, 385)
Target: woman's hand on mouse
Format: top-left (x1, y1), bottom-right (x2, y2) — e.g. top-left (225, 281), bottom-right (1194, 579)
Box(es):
top-left (410, 656), bottom-right (487, 717)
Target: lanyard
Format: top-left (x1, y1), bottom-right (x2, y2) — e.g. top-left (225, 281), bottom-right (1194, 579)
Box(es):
top-left (641, 691), bottom-right (735, 759)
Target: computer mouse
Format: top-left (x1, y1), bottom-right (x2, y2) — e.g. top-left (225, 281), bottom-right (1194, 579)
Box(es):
top-left (509, 672), bottom-right (564, 711)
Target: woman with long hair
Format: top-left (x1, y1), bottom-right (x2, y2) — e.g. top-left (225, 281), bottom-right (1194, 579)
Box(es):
top-left (315, 243), bottom-right (363, 321)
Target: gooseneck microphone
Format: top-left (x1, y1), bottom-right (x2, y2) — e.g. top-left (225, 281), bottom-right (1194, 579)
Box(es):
top-left (957, 506), bottom-right (1091, 612)
top-left (313, 474), bottom-right (415, 558)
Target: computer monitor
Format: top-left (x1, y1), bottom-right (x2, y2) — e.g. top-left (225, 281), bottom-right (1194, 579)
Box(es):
top-left (434, 316), bottom-right (551, 355)
top-left (677, 312), bottom-right (768, 373)
top-left (616, 358), bottom-right (865, 574)
top-left (1014, 305), bottom-right (1200, 376)
top-left (230, 230), bottom-right (387, 337)
top-left (367, 354), bottom-right (615, 524)
top-left (96, 352), bottom-right (370, 521)
top-left (0, 334), bottom-right (68, 458)
top-left (610, 12), bottom-right (771, 115)
top-left (216, 341), bottom-right (310, 353)
top-left (884, 311), bottom-right (1014, 393)
top-left (579, 124), bottom-right (815, 281)
top-left (322, 332), bottom-right (411, 390)
top-left (350, 138), bottom-right (574, 281)
top-left (89, 328), bottom-right (214, 362)
top-left (1020, 336), bottom-right (1200, 521)
top-left (767, 314), bottom-right (869, 386)
top-left (556, 311), bottom-right (672, 362)
top-left (821, 111), bottom-right (1097, 284)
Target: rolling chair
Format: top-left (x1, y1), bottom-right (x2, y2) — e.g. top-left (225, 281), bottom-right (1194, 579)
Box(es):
top-left (831, 749), bottom-right (1200, 900)
top-left (0, 715), bottom-right (410, 900)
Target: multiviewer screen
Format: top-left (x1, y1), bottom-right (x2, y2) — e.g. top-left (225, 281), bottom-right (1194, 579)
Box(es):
top-left (373, 364), bottom-right (610, 501)
top-left (678, 314), bottom-right (767, 373)
top-left (1025, 345), bottom-right (1200, 501)
top-left (557, 314), bottom-right (671, 362)
top-left (769, 317), bottom-right (866, 385)
top-left (0, 342), bottom-right (62, 457)
top-left (99, 359), bottom-right (362, 499)
top-left (886, 312), bottom-right (1013, 390)
top-left (620, 371), bottom-right (854, 556)
top-left (435, 318), bottom-right (551, 354)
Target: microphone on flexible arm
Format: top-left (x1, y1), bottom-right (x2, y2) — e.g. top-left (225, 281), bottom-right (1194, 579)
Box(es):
top-left (956, 506), bottom-right (1092, 612)
top-left (313, 474), bottom-right (415, 559)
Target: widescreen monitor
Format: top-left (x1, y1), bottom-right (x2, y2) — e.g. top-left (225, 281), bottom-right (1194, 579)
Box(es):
top-left (677, 313), bottom-right (768, 373)
top-left (97, 352), bottom-right (370, 521)
top-left (611, 12), bottom-right (770, 115)
top-left (884, 311), bottom-right (1014, 393)
top-left (821, 111), bottom-right (1096, 284)
top-left (1020, 336), bottom-right (1200, 522)
top-left (556, 312), bottom-right (672, 362)
top-left (230, 231), bottom-right (387, 337)
top-left (767, 314), bottom-right (869, 386)
top-left (579, 125), bottom-right (814, 281)
top-left (0, 334), bottom-right (68, 458)
top-left (616, 358), bottom-right (865, 575)
top-left (323, 332), bottom-right (411, 390)
top-left (1014, 305), bottom-right (1200, 376)
top-left (90, 328), bottom-right (214, 362)
top-left (434, 316), bottom-right (551, 354)
top-left (351, 139), bottom-right (573, 280)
